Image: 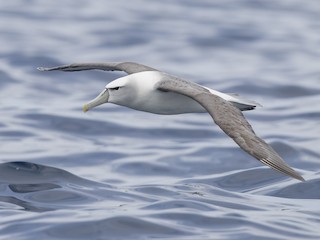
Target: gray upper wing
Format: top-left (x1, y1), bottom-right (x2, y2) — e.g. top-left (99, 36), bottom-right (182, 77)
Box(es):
top-left (37, 62), bottom-right (158, 75)
top-left (157, 75), bottom-right (304, 181)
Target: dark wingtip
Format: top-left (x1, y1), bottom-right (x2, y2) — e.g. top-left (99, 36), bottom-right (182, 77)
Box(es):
top-left (296, 174), bottom-right (305, 182)
top-left (260, 158), bottom-right (305, 182)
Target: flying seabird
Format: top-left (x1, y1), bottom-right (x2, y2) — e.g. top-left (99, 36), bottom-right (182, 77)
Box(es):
top-left (38, 62), bottom-right (305, 181)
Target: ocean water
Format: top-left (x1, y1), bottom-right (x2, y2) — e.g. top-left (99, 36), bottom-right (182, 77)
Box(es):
top-left (1, 0), bottom-right (320, 239)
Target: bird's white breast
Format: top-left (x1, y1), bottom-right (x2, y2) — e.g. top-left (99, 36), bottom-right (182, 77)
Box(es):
top-left (125, 71), bottom-right (206, 115)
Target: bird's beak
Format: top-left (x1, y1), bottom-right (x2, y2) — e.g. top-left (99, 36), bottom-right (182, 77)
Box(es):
top-left (83, 89), bottom-right (109, 112)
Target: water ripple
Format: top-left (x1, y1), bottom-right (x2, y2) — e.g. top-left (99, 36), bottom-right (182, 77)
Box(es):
top-left (1, 0), bottom-right (320, 239)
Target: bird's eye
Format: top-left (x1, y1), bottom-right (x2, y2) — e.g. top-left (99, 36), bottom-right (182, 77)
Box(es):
top-left (110, 87), bottom-right (120, 91)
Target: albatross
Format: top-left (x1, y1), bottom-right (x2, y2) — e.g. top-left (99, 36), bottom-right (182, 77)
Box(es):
top-left (38, 62), bottom-right (304, 181)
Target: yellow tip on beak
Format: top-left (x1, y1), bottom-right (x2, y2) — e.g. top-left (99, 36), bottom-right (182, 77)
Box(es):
top-left (82, 89), bottom-right (109, 113)
top-left (82, 104), bottom-right (89, 113)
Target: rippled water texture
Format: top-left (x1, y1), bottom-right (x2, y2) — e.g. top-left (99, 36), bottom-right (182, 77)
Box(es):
top-left (1, 0), bottom-right (320, 239)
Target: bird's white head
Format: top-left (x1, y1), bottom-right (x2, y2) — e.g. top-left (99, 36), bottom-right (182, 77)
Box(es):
top-left (83, 71), bottom-right (160, 112)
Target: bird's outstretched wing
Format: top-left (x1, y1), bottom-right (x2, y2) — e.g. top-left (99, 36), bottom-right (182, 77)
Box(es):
top-left (37, 62), bottom-right (158, 75)
top-left (157, 74), bottom-right (304, 181)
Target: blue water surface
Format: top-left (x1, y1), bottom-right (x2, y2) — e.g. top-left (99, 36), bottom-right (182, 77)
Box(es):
top-left (0, 0), bottom-right (320, 239)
